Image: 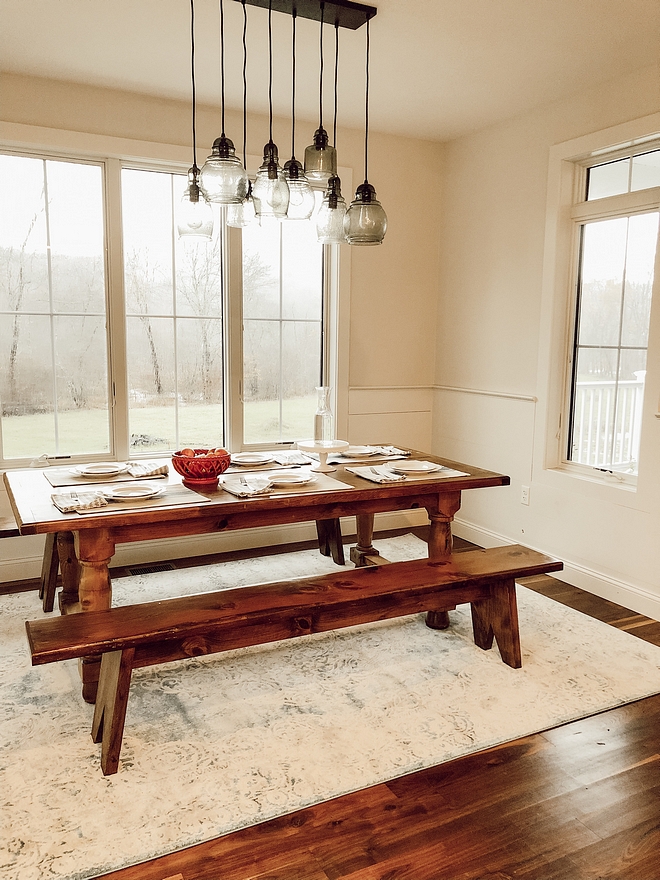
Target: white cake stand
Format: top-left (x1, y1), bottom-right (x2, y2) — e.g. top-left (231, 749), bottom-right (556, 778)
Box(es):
top-left (297, 439), bottom-right (349, 473)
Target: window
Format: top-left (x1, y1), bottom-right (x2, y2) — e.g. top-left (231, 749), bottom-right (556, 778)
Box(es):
top-left (121, 167), bottom-right (224, 452)
top-left (0, 154), bottom-right (109, 460)
top-left (0, 151), bottom-right (329, 465)
top-left (241, 196), bottom-right (324, 444)
top-left (565, 148), bottom-right (660, 478)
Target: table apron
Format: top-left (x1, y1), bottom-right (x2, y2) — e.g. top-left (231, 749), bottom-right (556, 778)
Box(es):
top-left (98, 491), bottom-right (460, 546)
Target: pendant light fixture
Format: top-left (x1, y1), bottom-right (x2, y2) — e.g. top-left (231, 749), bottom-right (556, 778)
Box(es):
top-left (284, 9), bottom-right (315, 220)
top-left (226, 0), bottom-right (256, 227)
top-left (304, 2), bottom-right (337, 183)
top-left (252, 0), bottom-right (290, 220)
top-left (200, 0), bottom-right (249, 204)
top-left (316, 20), bottom-right (347, 243)
top-left (178, 0), bottom-right (214, 240)
top-left (344, 15), bottom-right (386, 245)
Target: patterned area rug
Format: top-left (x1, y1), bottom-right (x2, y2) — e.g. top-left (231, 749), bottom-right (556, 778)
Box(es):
top-left (3, 534), bottom-right (660, 880)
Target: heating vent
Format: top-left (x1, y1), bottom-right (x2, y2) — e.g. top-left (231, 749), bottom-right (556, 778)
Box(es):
top-left (126, 562), bottom-right (176, 576)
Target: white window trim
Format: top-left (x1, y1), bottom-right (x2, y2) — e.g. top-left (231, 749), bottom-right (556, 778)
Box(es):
top-left (536, 112), bottom-right (660, 498)
top-left (0, 120), bottom-right (352, 461)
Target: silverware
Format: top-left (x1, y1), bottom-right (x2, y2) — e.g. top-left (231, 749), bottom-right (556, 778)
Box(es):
top-left (371, 466), bottom-right (393, 481)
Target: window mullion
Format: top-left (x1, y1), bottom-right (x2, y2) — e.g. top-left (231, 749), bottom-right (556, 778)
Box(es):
top-left (225, 222), bottom-right (244, 451)
top-left (42, 160), bottom-right (60, 452)
top-left (105, 158), bottom-right (129, 460)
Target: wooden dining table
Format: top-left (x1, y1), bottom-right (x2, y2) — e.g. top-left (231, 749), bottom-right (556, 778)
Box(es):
top-left (5, 448), bottom-right (509, 700)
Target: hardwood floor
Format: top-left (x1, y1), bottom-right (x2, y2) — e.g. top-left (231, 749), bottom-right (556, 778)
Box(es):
top-left (12, 529), bottom-right (660, 879)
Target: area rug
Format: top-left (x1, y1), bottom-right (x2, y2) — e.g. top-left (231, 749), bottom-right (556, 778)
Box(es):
top-left (3, 535), bottom-right (660, 880)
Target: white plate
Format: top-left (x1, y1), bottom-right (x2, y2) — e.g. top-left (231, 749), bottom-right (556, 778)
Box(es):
top-left (103, 484), bottom-right (164, 501)
top-left (231, 452), bottom-right (274, 466)
top-left (269, 471), bottom-right (317, 487)
top-left (389, 460), bottom-right (442, 475)
top-left (72, 463), bottom-right (124, 478)
top-left (342, 446), bottom-right (379, 458)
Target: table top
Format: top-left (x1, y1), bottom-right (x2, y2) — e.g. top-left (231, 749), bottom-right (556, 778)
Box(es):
top-left (4, 449), bottom-right (510, 538)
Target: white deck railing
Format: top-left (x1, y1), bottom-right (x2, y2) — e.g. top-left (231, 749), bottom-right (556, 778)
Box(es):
top-left (572, 375), bottom-right (645, 471)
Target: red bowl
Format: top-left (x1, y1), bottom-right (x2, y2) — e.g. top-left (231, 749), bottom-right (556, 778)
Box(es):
top-left (171, 449), bottom-right (231, 489)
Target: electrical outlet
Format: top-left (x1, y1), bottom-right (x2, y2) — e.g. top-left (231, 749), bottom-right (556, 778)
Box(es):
top-left (521, 485), bottom-right (530, 506)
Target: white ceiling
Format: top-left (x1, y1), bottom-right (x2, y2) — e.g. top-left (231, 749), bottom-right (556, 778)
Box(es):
top-left (1, 0), bottom-right (659, 142)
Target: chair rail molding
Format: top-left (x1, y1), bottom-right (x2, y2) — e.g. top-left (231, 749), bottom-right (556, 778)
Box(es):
top-left (434, 384), bottom-right (537, 403)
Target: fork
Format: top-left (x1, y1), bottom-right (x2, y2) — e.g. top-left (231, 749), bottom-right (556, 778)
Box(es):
top-left (371, 466), bottom-right (395, 481)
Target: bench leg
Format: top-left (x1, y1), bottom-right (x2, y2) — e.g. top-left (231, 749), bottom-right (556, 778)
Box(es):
top-left (92, 648), bottom-right (135, 775)
top-left (39, 532), bottom-right (59, 612)
top-left (57, 531), bottom-right (81, 613)
top-left (470, 579), bottom-right (522, 669)
top-left (316, 518), bottom-right (345, 565)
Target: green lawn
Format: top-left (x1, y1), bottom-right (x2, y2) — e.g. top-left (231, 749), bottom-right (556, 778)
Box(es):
top-left (2, 396), bottom-right (318, 459)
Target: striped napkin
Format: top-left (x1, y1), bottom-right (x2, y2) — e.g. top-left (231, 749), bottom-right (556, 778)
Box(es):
top-left (51, 490), bottom-right (109, 513)
top-left (126, 462), bottom-right (169, 478)
top-left (221, 475), bottom-right (272, 497)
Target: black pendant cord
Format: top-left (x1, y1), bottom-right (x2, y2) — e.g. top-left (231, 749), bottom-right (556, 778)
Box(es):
top-left (190, 0), bottom-right (199, 173)
top-left (291, 9), bottom-right (297, 158)
top-left (318, 1), bottom-right (325, 129)
top-left (220, 0), bottom-right (226, 137)
top-left (364, 15), bottom-right (370, 183)
top-left (241, 0), bottom-right (248, 170)
top-left (333, 20), bottom-right (339, 148)
top-left (268, 0), bottom-right (274, 142)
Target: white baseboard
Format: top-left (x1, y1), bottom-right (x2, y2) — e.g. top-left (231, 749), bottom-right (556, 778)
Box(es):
top-left (453, 517), bottom-right (660, 623)
top-left (0, 509), bottom-right (429, 583)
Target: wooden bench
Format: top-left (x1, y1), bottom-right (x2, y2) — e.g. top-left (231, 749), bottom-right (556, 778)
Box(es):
top-left (26, 544), bottom-right (562, 775)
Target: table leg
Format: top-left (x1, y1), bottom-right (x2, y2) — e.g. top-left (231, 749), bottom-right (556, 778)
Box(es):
top-left (57, 531), bottom-right (80, 614)
top-left (74, 529), bottom-right (115, 703)
top-left (350, 513), bottom-right (382, 567)
top-left (425, 492), bottom-right (462, 630)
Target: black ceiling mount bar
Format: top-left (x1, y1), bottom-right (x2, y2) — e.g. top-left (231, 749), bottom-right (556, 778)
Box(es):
top-left (233, 0), bottom-right (376, 30)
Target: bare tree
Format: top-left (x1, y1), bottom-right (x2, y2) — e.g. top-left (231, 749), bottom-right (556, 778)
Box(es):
top-left (1, 206), bottom-right (42, 413)
top-left (177, 240), bottom-right (222, 401)
top-left (124, 249), bottom-right (164, 395)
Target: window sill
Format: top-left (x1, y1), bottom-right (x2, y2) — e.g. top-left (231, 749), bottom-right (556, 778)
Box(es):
top-left (548, 463), bottom-right (637, 492)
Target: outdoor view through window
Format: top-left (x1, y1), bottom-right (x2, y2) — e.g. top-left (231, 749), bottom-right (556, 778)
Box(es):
top-left (567, 150), bottom-right (660, 477)
top-left (0, 155), bottom-right (325, 463)
top-left (0, 154), bottom-right (109, 460)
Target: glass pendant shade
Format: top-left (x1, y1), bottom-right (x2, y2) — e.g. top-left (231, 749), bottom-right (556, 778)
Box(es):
top-left (316, 176), bottom-right (347, 243)
top-left (178, 168), bottom-right (214, 240)
top-left (284, 159), bottom-right (315, 220)
top-left (199, 135), bottom-right (249, 204)
top-left (252, 141), bottom-right (290, 220)
top-left (226, 184), bottom-right (256, 228)
top-left (344, 181), bottom-right (387, 246)
top-left (304, 126), bottom-right (337, 182)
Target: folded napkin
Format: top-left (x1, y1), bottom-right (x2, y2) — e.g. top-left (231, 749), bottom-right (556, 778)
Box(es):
top-left (221, 475), bottom-right (272, 497)
top-left (345, 466), bottom-right (406, 484)
top-left (370, 445), bottom-right (410, 457)
top-left (51, 490), bottom-right (109, 513)
top-left (126, 462), bottom-right (169, 478)
top-left (270, 451), bottom-right (312, 466)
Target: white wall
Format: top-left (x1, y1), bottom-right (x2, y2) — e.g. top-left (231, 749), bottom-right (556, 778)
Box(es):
top-left (434, 63), bottom-right (660, 618)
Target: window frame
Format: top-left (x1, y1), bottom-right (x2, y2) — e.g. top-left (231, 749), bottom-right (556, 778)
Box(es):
top-left (0, 124), bottom-right (349, 467)
top-left (538, 114), bottom-right (660, 495)
top-left (561, 158), bottom-right (660, 485)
